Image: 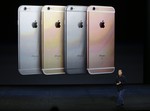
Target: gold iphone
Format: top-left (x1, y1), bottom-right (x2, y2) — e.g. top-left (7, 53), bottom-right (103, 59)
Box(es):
top-left (41, 5), bottom-right (65, 75)
top-left (87, 6), bottom-right (115, 74)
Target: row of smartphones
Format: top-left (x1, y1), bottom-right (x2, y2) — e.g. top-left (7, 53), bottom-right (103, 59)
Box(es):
top-left (18, 5), bottom-right (115, 75)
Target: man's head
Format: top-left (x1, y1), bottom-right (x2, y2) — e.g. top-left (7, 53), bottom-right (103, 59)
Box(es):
top-left (118, 69), bottom-right (123, 77)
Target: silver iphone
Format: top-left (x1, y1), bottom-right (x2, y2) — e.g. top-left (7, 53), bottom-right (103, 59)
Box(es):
top-left (18, 5), bottom-right (42, 75)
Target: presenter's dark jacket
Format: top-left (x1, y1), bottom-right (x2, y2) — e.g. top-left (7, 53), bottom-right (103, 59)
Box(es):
top-left (116, 75), bottom-right (127, 91)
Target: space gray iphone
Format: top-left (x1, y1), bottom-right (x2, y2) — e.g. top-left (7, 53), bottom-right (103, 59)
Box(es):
top-left (64, 6), bottom-right (87, 74)
top-left (18, 5), bottom-right (42, 75)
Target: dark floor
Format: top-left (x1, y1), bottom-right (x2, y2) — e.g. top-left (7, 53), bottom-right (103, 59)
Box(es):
top-left (0, 85), bottom-right (149, 111)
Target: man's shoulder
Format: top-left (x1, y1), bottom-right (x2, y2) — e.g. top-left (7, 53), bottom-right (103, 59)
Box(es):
top-left (122, 75), bottom-right (126, 78)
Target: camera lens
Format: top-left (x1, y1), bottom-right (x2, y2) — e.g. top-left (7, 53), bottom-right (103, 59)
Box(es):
top-left (70, 7), bottom-right (73, 10)
top-left (47, 7), bottom-right (50, 10)
top-left (24, 7), bottom-right (27, 10)
top-left (93, 7), bottom-right (95, 10)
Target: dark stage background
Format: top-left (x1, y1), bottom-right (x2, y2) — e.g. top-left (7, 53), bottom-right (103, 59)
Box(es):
top-left (0, 0), bottom-right (147, 85)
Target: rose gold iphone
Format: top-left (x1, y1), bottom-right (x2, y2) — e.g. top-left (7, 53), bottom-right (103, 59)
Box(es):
top-left (87, 6), bottom-right (115, 74)
top-left (41, 5), bottom-right (65, 75)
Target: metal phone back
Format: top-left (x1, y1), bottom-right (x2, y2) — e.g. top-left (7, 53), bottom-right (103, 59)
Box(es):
top-left (41, 5), bottom-right (65, 75)
top-left (87, 6), bottom-right (115, 74)
top-left (64, 6), bottom-right (87, 74)
top-left (18, 5), bottom-right (42, 75)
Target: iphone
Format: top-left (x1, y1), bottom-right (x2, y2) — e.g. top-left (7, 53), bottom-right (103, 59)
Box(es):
top-left (64, 6), bottom-right (87, 74)
top-left (41, 5), bottom-right (65, 75)
top-left (87, 6), bottom-right (115, 74)
top-left (18, 5), bottom-right (42, 75)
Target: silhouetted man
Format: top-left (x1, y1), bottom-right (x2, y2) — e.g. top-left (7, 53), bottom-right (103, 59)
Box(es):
top-left (116, 69), bottom-right (126, 107)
